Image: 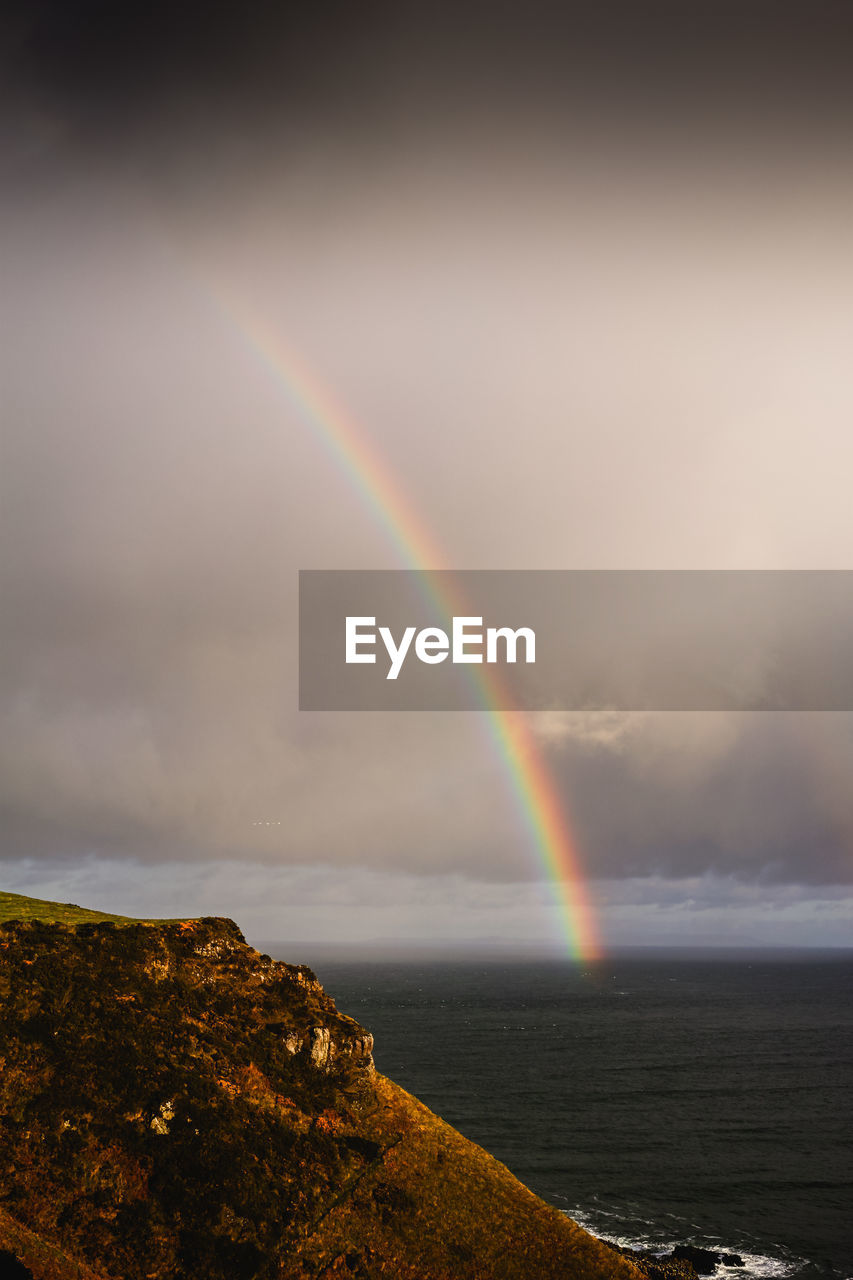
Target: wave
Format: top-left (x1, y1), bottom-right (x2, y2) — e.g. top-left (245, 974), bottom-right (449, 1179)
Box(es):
top-left (564, 1202), bottom-right (803, 1280)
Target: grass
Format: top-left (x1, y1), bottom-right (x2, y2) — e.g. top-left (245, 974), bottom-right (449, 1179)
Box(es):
top-left (0, 890), bottom-right (179, 927)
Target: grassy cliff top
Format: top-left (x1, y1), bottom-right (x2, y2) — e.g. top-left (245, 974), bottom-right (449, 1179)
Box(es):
top-left (0, 889), bottom-right (177, 927)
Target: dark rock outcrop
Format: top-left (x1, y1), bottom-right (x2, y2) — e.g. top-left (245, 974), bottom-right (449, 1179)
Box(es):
top-left (0, 917), bottom-right (643, 1280)
top-left (671, 1248), bottom-right (744, 1273)
top-left (602, 1242), bottom-right (699, 1280)
top-left (601, 1240), bottom-right (745, 1280)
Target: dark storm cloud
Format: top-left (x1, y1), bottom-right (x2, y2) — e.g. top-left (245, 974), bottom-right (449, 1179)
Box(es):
top-left (3, 154), bottom-right (853, 890)
top-left (549, 715), bottom-right (853, 887)
top-left (7, 2), bottom-right (853, 150)
top-left (3, 0), bottom-right (853, 945)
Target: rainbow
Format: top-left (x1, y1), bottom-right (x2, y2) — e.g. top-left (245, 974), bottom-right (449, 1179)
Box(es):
top-left (210, 291), bottom-right (601, 962)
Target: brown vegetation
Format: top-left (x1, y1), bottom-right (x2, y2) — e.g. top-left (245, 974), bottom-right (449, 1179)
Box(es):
top-left (0, 913), bottom-right (642, 1280)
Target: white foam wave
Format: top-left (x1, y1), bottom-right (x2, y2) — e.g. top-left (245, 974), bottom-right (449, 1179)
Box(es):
top-left (717, 1254), bottom-right (799, 1280)
top-left (563, 1207), bottom-right (803, 1280)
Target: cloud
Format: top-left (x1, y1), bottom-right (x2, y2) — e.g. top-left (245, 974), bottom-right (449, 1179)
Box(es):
top-left (554, 714), bottom-right (853, 886)
top-left (529, 711), bottom-right (642, 751)
top-left (5, 853), bottom-right (851, 953)
top-left (3, 45), bottom-right (853, 936)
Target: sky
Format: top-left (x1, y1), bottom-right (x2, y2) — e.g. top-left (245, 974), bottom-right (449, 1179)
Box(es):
top-left (2, 2), bottom-right (853, 952)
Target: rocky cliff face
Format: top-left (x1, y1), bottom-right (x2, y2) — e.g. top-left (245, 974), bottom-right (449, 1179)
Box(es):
top-left (0, 917), bottom-right (641, 1280)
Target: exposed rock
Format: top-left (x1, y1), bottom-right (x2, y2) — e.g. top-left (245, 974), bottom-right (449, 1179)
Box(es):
top-left (602, 1241), bottom-right (700, 1280)
top-left (601, 1239), bottom-right (746, 1280)
top-left (671, 1247), bottom-right (744, 1273)
top-left (0, 916), bottom-right (643, 1280)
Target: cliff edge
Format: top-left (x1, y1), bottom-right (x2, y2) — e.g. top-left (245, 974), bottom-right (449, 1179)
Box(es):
top-left (0, 912), bottom-right (641, 1280)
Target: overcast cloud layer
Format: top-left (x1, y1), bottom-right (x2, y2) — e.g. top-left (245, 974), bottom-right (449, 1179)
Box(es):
top-left (2, 3), bottom-right (853, 948)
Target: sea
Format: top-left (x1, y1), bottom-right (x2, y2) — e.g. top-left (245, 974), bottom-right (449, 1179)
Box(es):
top-left (283, 950), bottom-right (853, 1280)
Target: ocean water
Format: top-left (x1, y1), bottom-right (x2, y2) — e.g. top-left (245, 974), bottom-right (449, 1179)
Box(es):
top-left (296, 952), bottom-right (853, 1280)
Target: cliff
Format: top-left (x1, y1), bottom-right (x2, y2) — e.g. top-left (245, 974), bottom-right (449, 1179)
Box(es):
top-left (0, 909), bottom-right (642, 1280)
